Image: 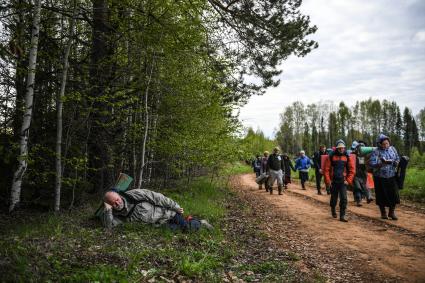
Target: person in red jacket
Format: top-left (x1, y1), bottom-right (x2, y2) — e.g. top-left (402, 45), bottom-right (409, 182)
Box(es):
top-left (323, 139), bottom-right (355, 222)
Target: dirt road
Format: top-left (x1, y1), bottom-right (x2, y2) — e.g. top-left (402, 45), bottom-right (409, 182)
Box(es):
top-left (231, 174), bottom-right (425, 283)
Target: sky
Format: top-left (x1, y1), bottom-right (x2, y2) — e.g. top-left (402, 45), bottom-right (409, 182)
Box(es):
top-left (238, 0), bottom-right (425, 138)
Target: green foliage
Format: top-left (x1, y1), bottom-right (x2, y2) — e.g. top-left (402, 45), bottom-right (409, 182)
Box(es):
top-left (400, 167), bottom-right (425, 202)
top-left (239, 127), bottom-right (276, 160)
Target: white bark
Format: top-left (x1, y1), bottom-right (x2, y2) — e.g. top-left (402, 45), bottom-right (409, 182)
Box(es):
top-left (55, 2), bottom-right (77, 212)
top-left (9, 0), bottom-right (42, 212)
top-left (136, 56), bottom-right (155, 190)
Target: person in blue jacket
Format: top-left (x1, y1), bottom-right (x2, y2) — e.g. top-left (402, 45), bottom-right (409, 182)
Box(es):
top-left (369, 134), bottom-right (400, 220)
top-left (295, 150), bottom-right (312, 190)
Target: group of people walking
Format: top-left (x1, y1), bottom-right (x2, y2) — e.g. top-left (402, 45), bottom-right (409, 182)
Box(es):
top-left (252, 133), bottom-right (402, 223)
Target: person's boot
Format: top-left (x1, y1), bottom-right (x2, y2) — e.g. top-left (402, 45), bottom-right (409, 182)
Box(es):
top-left (380, 206), bottom-right (388, 219)
top-left (317, 189), bottom-right (322, 195)
top-left (340, 211), bottom-right (348, 222)
top-left (367, 197), bottom-right (374, 204)
top-left (258, 184), bottom-right (262, 190)
top-left (388, 207), bottom-right (398, 220)
top-left (265, 185), bottom-right (269, 192)
top-left (302, 183), bottom-right (306, 190)
top-left (326, 186), bottom-right (331, 195)
top-left (356, 201), bottom-right (362, 207)
top-left (278, 185), bottom-right (283, 195)
top-left (269, 187), bottom-right (273, 194)
top-left (331, 207), bottom-right (337, 218)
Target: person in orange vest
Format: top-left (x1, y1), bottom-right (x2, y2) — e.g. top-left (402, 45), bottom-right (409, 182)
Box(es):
top-left (323, 140), bottom-right (355, 222)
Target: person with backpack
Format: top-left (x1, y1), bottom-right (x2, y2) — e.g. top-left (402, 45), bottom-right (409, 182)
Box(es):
top-left (267, 147), bottom-right (285, 195)
top-left (258, 151), bottom-right (270, 191)
top-left (312, 145), bottom-right (327, 195)
top-left (294, 150), bottom-right (312, 190)
top-left (102, 189), bottom-right (213, 231)
top-left (369, 134), bottom-right (400, 220)
top-left (352, 141), bottom-right (374, 206)
top-left (323, 140), bottom-right (355, 222)
top-left (282, 153), bottom-right (296, 189)
top-left (252, 155), bottom-right (262, 177)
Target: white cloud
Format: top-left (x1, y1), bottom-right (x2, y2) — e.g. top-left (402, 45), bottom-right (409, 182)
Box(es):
top-left (239, 0), bottom-right (425, 138)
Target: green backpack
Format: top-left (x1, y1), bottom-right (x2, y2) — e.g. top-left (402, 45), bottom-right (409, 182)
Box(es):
top-left (94, 173), bottom-right (134, 218)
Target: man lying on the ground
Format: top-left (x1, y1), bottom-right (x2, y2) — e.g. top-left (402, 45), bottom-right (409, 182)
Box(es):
top-left (102, 188), bottom-right (212, 231)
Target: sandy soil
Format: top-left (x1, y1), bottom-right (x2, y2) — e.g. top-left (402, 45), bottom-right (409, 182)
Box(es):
top-left (231, 174), bottom-right (425, 283)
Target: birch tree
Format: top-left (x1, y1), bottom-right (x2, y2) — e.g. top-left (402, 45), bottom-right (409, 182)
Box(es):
top-left (9, 0), bottom-right (42, 212)
top-left (55, 2), bottom-right (77, 212)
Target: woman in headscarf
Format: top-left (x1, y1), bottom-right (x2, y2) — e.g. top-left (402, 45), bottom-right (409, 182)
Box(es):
top-left (369, 134), bottom-right (400, 220)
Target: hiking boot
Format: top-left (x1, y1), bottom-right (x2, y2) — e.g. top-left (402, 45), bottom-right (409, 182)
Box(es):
top-left (318, 190), bottom-right (322, 195)
top-left (258, 185), bottom-right (262, 190)
top-left (278, 186), bottom-right (283, 195)
top-left (269, 188), bottom-right (273, 194)
top-left (265, 186), bottom-right (269, 192)
top-left (331, 207), bottom-right (337, 218)
top-left (301, 184), bottom-right (306, 190)
top-left (356, 202), bottom-right (362, 207)
top-left (367, 198), bottom-right (373, 204)
top-left (340, 215), bottom-right (348, 222)
top-left (326, 187), bottom-right (331, 195)
top-left (200, 219), bottom-right (214, 230)
top-left (388, 207), bottom-right (398, 220)
top-left (380, 206), bottom-right (388, 219)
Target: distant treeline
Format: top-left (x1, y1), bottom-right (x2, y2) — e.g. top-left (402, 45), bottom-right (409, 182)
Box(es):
top-left (275, 99), bottom-right (425, 156)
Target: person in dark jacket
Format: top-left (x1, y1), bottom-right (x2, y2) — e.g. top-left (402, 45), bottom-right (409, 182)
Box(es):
top-left (259, 151), bottom-right (270, 191)
top-left (369, 134), bottom-right (400, 220)
top-left (323, 140), bottom-right (355, 222)
top-left (267, 147), bottom-right (285, 195)
top-left (282, 153), bottom-right (296, 189)
top-left (252, 155), bottom-right (262, 177)
top-left (352, 141), bottom-right (373, 206)
top-left (294, 150), bottom-right (312, 190)
top-left (312, 145), bottom-right (327, 195)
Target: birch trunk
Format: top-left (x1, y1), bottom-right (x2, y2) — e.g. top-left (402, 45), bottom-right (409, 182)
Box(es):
top-left (136, 56), bottom-right (155, 190)
top-left (55, 2), bottom-right (77, 212)
top-left (9, 0), bottom-right (41, 212)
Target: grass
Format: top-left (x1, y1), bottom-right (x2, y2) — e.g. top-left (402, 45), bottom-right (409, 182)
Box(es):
top-left (0, 163), bottom-right (306, 282)
top-left (400, 167), bottom-right (425, 202)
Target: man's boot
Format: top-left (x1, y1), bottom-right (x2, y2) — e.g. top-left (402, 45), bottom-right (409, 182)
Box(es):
top-left (317, 189), bottom-right (322, 195)
top-left (265, 185), bottom-right (269, 192)
top-left (380, 206), bottom-right (388, 219)
top-left (340, 211), bottom-right (348, 222)
top-left (326, 186), bottom-right (331, 195)
top-left (259, 184), bottom-right (263, 190)
top-left (356, 201), bottom-right (362, 207)
top-left (269, 187), bottom-right (273, 195)
top-left (388, 206), bottom-right (398, 220)
top-left (331, 207), bottom-right (337, 218)
top-left (302, 183), bottom-right (306, 190)
top-left (278, 185), bottom-right (283, 195)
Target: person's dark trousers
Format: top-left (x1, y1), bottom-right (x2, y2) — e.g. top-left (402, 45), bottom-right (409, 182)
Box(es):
top-left (168, 213), bottom-right (189, 232)
top-left (299, 171), bottom-right (308, 189)
top-left (315, 169), bottom-right (322, 193)
top-left (255, 170), bottom-right (261, 177)
top-left (330, 182), bottom-right (348, 218)
top-left (353, 188), bottom-right (362, 204)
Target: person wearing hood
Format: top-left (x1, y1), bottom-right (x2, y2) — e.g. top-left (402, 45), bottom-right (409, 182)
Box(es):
top-left (295, 150), bottom-right (312, 190)
top-left (267, 147), bottom-right (285, 195)
top-left (369, 134), bottom-right (400, 220)
top-left (323, 139), bottom-right (355, 222)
